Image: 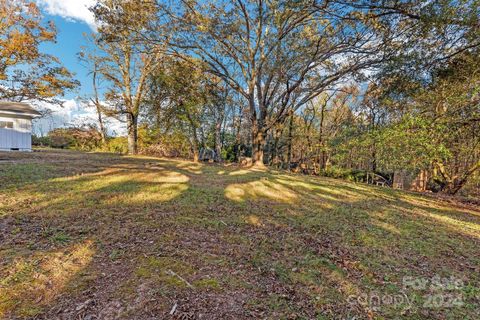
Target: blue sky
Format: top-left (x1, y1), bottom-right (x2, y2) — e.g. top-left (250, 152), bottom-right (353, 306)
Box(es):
top-left (31, 1), bottom-right (128, 136)
top-left (40, 14), bottom-right (94, 99)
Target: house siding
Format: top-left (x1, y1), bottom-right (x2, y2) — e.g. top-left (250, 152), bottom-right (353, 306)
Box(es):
top-left (0, 116), bottom-right (33, 151)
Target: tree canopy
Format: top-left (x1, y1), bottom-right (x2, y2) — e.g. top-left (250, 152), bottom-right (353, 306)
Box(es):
top-left (0, 0), bottom-right (78, 104)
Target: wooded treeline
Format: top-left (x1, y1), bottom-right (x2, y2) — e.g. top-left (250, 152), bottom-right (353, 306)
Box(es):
top-left (3, 0), bottom-right (479, 195)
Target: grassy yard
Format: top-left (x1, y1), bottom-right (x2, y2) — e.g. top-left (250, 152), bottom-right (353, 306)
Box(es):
top-left (0, 150), bottom-right (479, 319)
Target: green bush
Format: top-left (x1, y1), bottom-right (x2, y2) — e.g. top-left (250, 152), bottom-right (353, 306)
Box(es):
top-left (321, 166), bottom-right (352, 179)
top-left (32, 135), bottom-right (52, 147)
top-left (101, 137), bottom-right (128, 154)
top-left (320, 167), bottom-right (369, 183)
top-left (347, 170), bottom-right (368, 182)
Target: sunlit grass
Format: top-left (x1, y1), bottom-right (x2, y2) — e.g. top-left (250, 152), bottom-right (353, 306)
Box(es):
top-left (407, 206), bottom-right (480, 239)
top-left (225, 179), bottom-right (297, 203)
top-left (371, 219), bottom-right (402, 235)
top-left (1, 168), bottom-right (191, 217)
top-left (0, 241), bottom-right (94, 318)
top-left (245, 214), bottom-right (265, 227)
top-left (228, 169), bottom-right (251, 176)
top-left (0, 150), bottom-right (479, 319)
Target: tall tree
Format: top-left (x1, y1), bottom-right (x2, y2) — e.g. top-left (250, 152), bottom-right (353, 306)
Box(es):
top-left (79, 36), bottom-right (109, 143)
top-left (147, 57), bottom-right (220, 162)
top-left (0, 0), bottom-right (78, 103)
top-left (140, 0), bottom-right (479, 166)
top-left (379, 52), bottom-right (480, 194)
top-left (207, 82), bottom-right (230, 162)
top-left (91, 0), bottom-right (160, 154)
top-left (151, 0), bottom-right (439, 166)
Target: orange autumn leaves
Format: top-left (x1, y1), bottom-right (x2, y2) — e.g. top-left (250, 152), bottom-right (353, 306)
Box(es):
top-left (0, 0), bottom-right (77, 98)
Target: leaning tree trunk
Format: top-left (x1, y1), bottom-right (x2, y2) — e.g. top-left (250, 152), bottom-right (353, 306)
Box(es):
top-left (443, 169), bottom-right (479, 195)
top-left (92, 69), bottom-right (107, 144)
top-left (443, 179), bottom-right (466, 195)
top-left (435, 160), bottom-right (480, 195)
top-left (127, 113), bottom-right (138, 154)
top-left (96, 107), bottom-right (107, 144)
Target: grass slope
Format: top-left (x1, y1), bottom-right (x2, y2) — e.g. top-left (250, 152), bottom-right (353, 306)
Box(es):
top-left (0, 150), bottom-right (479, 319)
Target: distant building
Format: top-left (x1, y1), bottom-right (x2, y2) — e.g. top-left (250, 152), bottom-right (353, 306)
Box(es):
top-left (0, 102), bottom-right (41, 151)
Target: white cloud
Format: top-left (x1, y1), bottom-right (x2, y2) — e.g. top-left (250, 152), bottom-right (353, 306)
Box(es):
top-left (36, 0), bottom-right (97, 30)
top-left (32, 99), bottom-right (126, 137)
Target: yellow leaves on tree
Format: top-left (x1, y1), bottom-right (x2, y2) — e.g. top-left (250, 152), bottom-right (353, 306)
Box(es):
top-left (0, 0), bottom-right (78, 101)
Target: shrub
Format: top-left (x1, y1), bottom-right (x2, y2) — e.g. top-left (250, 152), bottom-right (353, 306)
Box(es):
top-left (321, 166), bottom-right (352, 179)
top-left (32, 135), bottom-right (52, 147)
top-left (138, 126), bottom-right (192, 158)
top-left (101, 137), bottom-right (128, 154)
top-left (47, 127), bottom-right (103, 150)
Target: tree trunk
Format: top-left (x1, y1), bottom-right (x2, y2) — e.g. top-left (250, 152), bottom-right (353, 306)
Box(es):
top-left (190, 124), bottom-right (200, 162)
top-left (92, 69), bottom-right (106, 144)
top-left (127, 113), bottom-right (138, 154)
top-left (370, 113), bottom-right (377, 172)
top-left (234, 117), bottom-right (242, 161)
top-left (443, 180), bottom-right (466, 195)
top-left (252, 128), bottom-right (266, 167)
top-left (442, 164), bottom-right (480, 195)
top-left (199, 126), bottom-right (206, 149)
top-left (435, 160), bottom-right (479, 195)
top-left (214, 111), bottom-right (224, 162)
top-left (233, 104), bottom-right (243, 162)
top-left (318, 102), bottom-right (326, 170)
top-left (371, 148), bottom-right (377, 172)
top-left (96, 106), bottom-right (106, 144)
top-left (271, 128), bottom-right (281, 168)
top-left (286, 113), bottom-right (294, 170)
top-left (214, 124), bottom-right (222, 162)
top-left (192, 146), bottom-right (199, 162)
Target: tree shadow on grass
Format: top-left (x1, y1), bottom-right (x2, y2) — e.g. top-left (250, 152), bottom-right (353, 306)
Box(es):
top-left (0, 153), bottom-right (197, 318)
top-left (1, 152), bottom-right (479, 319)
top-left (205, 166), bottom-right (480, 318)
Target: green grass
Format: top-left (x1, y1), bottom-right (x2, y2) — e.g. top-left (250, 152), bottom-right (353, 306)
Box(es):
top-left (0, 150), bottom-right (479, 319)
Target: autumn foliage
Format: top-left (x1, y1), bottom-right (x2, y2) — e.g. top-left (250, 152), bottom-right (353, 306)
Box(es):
top-left (0, 0), bottom-right (78, 102)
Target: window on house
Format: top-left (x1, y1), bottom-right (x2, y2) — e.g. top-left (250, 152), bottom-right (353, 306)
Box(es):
top-left (0, 121), bottom-right (14, 129)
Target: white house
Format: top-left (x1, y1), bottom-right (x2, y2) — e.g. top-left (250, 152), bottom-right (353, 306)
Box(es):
top-left (0, 102), bottom-right (41, 151)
